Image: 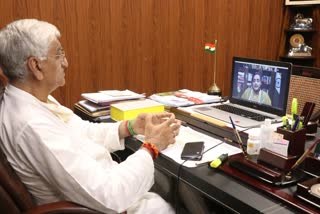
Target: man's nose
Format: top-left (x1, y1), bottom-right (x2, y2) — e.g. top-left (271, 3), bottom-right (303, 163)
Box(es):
top-left (62, 57), bottom-right (68, 68)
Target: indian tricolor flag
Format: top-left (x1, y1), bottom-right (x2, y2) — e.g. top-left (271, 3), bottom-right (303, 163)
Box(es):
top-left (204, 43), bottom-right (216, 53)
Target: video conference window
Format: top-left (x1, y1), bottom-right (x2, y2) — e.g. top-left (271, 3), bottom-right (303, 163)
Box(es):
top-left (232, 61), bottom-right (288, 110)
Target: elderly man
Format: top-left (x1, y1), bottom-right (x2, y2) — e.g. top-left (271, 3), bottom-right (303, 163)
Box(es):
top-left (0, 19), bottom-right (181, 214)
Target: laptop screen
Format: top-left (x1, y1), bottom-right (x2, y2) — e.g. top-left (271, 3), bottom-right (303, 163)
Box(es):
top-left (230, 57), bottom-right (292, 116)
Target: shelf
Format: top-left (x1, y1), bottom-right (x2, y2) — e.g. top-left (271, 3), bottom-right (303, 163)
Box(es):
top-left (280, 55), bottom-right (315, 60)
top-left (285, 29), bottom-right (316, 33)
top-left (278, 5), bottom-right (319, 67)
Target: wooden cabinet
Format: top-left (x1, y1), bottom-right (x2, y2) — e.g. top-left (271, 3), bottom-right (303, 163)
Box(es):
top-left (279, 5), bottom-right (320, 67)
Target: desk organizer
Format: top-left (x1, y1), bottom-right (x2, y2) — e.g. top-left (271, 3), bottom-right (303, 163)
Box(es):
top-left (303, 154), bottom-right (320, 176)
top-left (219, 153), bottom-right (319, 213)
top-left (276, 126), bottom-right (306, 156)
top-left (257, 148), bottom-right (298, 171)
top-left (228, 154), bottom-right (304, 186)
top-left (257, 126), bottom-right (307, 171)
top-left (306, 122), bottom-right (318, 134)
top-left (296, 177), bottom-right (320, 209)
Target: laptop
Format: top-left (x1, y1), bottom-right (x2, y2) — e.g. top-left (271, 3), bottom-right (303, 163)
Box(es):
top-left (193, 57), bottom-right (292, 128)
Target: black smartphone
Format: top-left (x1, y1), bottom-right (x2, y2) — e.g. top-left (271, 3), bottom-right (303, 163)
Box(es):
top-left (181, 141), bottom-right (205, 161)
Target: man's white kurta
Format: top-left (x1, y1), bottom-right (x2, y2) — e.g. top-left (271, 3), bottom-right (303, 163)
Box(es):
top-left (0, 85), bottom-right (173, 214)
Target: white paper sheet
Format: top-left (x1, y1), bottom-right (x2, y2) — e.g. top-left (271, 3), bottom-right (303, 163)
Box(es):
top-left (136, 126), bottom-right (242, 167)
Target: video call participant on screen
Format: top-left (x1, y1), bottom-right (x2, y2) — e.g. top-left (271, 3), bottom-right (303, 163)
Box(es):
top-left (241, 72), bottom-right (271, 105)
top-left (0, 19), bottom-right (182, 214)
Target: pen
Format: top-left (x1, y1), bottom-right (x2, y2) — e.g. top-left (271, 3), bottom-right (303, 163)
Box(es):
top-left (282, 116), bottom-right (290, 129)
top-left (286, 119), bottom-right (291, 130)
top-left (282, 116), bottom-right (287, 127)
top-left (291, 117), bottom-right (300, 131)
top-left (290, 138), bottom-right (320, 172)
top-left (195, 153), bottom-right (228, 167)
top-left (291, 98), bottom-right (298, 120)
top-left (210, 153), bottom-right (228, 168)
top-left (229, 116), bottom-right (249, 159)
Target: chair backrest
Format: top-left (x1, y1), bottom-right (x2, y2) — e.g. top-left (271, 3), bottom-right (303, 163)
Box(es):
top-left (0, 145), bottom-right (35, 213)
top-left (0, 68), bottom-right (7, 100)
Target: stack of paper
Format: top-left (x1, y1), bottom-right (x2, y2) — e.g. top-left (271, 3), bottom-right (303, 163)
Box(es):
top-left (75, 100), bottom-right (110, 116)
top-left (149, 89), bottom-right (221, 107)
top-left (81, 90), bottom-right (145, 105)
top-left (74, 100), bottom-right (111, 122)
top-left (110, 99), bottom-right (164, 121)
top-left (76, 90), bottom-right (145, 122)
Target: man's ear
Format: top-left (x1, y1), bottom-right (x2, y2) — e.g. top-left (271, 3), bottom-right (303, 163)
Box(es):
top-left (26, 57), bottom-right (44, 81)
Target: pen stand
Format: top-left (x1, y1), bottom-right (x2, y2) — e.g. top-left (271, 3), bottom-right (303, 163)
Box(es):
top-left (276, 126), bottom-right (306, 156)
top-left (303, 154), bottom-right (320, 176)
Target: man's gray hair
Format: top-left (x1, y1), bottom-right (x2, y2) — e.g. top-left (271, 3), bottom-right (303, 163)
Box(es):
top-left (0, 19), bottom-right (60, 81)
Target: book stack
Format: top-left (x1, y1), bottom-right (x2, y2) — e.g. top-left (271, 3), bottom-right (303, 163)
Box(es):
top-left (75, 90), bottom-right (146, 122)
top-left (74, 100), bottom-right (111, 122)
top-left (110, 99), bottom-right (165, 121)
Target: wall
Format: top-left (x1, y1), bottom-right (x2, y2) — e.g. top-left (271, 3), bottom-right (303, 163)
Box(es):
top-left (0, 0), bottom-right (284, 108)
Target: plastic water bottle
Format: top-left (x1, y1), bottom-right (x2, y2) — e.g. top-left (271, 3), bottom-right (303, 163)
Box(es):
top-left (260, 119), bottom-right (273, 149)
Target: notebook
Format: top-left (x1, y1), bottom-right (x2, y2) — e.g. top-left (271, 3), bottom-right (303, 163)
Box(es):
top-left (193, 57), bottom-right (292, 128)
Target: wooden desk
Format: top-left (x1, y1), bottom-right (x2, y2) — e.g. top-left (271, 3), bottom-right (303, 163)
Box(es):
top-left (125, 136), bottom-right (304, 213)
top-left (123, 113), bottom-right (320, 213)
top-left (75, 108), bottom-right (319, 213)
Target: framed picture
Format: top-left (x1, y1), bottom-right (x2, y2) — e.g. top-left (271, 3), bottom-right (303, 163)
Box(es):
top-left (285, 0), bottom-right (320, 5)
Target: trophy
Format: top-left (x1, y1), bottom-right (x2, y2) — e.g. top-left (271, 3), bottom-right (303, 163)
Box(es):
top-left (288, 34), bottom-right (312, 57)
top-left (205, 40), bottom-right (222, 96)
top-left (290, 13), bottom-right (313, 30)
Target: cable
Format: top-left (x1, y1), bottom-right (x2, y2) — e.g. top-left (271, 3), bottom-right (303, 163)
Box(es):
top-left (175, 159), bottom-right (188, 214)
top-left (202, 142), bottom-right (224, 156)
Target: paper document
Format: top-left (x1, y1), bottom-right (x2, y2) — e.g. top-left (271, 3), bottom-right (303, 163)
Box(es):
top-left (82, 90), bottom-right (145, 104)
top-left (136, 126), bottom-right (242, 167)
top-left (149, 89), bottom-right (221, 107)
top-left (78, 100), bottom-right (110, 112)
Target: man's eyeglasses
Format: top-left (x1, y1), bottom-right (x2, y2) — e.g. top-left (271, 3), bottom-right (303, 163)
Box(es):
top-left (38, 50), bottom-right (66, 62)
top-left (47, 50), bottom-right (66, 61)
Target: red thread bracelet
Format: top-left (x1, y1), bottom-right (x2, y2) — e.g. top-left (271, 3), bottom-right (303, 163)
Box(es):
top-left (141, 142), bottom-right (159, 159)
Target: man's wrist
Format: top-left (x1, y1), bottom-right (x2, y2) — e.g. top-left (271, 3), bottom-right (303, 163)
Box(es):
top-left (141, 142), bottom-right (159, 159)
top-left (123, 120), bottom-right (131, 136)
top-left (128, 120), bottom-right (137, 136)
top-left (121, 120), bottom-right (136, 138)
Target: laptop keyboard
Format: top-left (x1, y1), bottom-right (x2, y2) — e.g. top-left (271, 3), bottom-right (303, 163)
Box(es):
top-left (212, 105), bottom-right (272, 121)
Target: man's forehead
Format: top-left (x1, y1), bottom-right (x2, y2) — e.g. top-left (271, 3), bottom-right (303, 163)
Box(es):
top-left (48, 39), bottom-right (62, 51)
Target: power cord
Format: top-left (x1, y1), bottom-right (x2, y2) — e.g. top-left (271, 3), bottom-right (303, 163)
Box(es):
top-left (175, 159), bottom-right (188, 214)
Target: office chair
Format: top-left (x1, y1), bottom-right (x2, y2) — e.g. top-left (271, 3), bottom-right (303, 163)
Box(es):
top-left (0, 144), bottom-right (104, 214)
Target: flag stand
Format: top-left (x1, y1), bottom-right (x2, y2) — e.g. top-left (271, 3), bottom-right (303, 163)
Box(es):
top-left (206, 40), bottom-right (222, 96)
